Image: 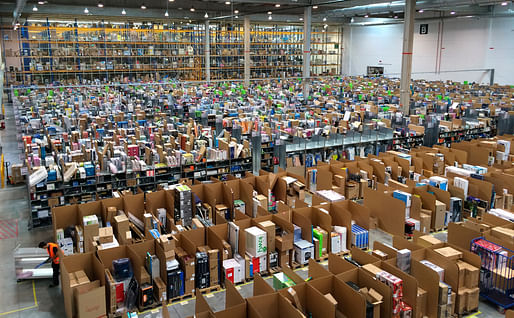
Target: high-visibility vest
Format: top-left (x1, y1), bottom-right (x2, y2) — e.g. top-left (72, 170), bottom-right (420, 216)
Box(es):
top-left (47, 242), bottom-right (60, 264)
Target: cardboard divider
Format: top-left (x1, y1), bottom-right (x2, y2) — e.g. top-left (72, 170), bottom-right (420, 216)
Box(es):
top-left (278, 282), bottom-right (336, 318)
top-left (336, 267), bottom-right (393, 318)
top-left (308, 274), bottom-right (367, 318)
top-left (195, 290), bottom-right (213, 314)
top-left (307, 258), bottom-right (332, 279)
top-left (146, 190), bottom-right (174, 222)
top-left (364, 187), bottom-right (405, 236)
top-left (410, 259), bottom-right (440, 318)
top-left (246, 292), bottom-right (305, 318)
top-left (328, 253), bottom-right (357, 274)
top-left (253, 273), bottom-right (275, 296)
top-left (52, 204), bottom-right (79, 242)
top-left (224, 179), bottom-right (254, 217)
top-left (447, 222), bottom-right (482, 251)
top-left (320, 202), bottom-right (353, 247)
top-left (96, 245), bottom-right (134, 285)
top-left (61, 252), bottom-right (106, 318)
top-left (180, 228), bottom-right (207, 256)
top-left (351, 246), bottom-right (381, 265)
top-left (123, 193), bottom-right (146, 221)
top-left (380, 261), bottom-right (419, 317)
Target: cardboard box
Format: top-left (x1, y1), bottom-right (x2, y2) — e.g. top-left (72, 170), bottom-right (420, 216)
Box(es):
top-left (417, 287), bottom-right (427, 317)
top-left (258, 220), bottom-right (276, 253)
top-left (457, 261), bottom-right (479, 289)
top-left (74, 280), bottom-right (106, 318)
top-left (434, 247), bottom-right (463, 261)
top-left (417, 235), bottom-right (443, 248)
top-left (420, 212), bottom-right (431, 234)
top-left (434, 200), bottom-right (446, 229)
top-left (362, 263), bottom-right (383, 277)
top-left (360, 287), bottom-right (383, 318)
top-left (438, 282), bottom-right (449, 305)
top-left (491, 226), bottom-right (514, 243)
top-left (153, 277), bottom-right (167, 303)
top-left (466, 287), bottom-right (479, 311)
top-left (276, 235), bottom-right (293, 251)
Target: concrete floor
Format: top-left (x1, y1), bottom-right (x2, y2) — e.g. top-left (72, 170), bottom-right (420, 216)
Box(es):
top-left (0, 98), bottom-right (505, 317)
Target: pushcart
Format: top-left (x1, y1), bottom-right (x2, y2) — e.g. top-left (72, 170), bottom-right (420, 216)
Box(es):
top-left (14, 244), bottom-right (52, 281)
top-left (471, 237), bottom-right (514, 312)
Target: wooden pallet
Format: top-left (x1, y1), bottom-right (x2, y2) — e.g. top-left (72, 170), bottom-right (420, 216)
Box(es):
top-left (455, 308), bottom-right (479, 317)
top-left (269, 267), bottom-right (281, 275)
top-left (291, 261), bottom-right (307, 269)
top-left (198, 284), bottom-right (221, 294)
top-left (168, 292), bottom-right (193, 304)
top-left (315, 254), bottom-right (329, 262)
top-left (138, 300), bottom-right (160, 312)
top-left (431, 226), bottom-right (448, 233)
top-left (334, 250), bottom-right (351, 257)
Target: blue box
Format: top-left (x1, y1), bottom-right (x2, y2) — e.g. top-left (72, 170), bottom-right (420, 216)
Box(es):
top-left (84, 164), bottom-right (95, 177)
top-left (47, 170), bottom-right (57, 181)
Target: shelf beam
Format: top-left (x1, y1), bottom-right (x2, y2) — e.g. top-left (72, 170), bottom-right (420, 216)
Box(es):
top-left (399, 0), bottom-right (415, 115)
top-left (303, 6), bottom-right (312, 97)
top-left (205, 20), bottom-right (211, 83)
top-left (244, 16), bottom-right (251, 87)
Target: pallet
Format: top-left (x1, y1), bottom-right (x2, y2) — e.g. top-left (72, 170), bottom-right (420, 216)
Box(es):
top-left (334, 250), bottom-right (351, 257)
top-left (138, 300), bottom-right (160, 312)
top-left (431, 227), bottom-right (448, 233)
top-left (268, 267), bottom-right (281, 275)
top-left (315, 254), bottom-right (329, 262)
top-left (455, 308), bottom-right (479, 317)
top-left (291, 261), bottom-right (307, 269)
top-left (198, 284), bottom-right (221, 294)
top-left (168, 292), bottom-right (193, 304)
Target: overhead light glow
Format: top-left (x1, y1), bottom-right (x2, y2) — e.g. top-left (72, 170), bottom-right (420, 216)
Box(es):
top-left (418, 9), bottom-right (424, 13)
top-left (97, 2), bottom-right (104, 7)
top-left (394, 15), bottom-right (398, 18)
top-left (225, 1), bottom-right (231, 4)
top-left (364, 13), bottom-right (369, 17)
top-left (268, 11), bottom-right (272, 14)
top-left (190, 7), bottom-right (195, 11)
top-left (204, 12), bottom-right (209, 18)
top-left (141, 4), bottom-right (147, 9)
top-left (122, 8), bottom-right (126, 15)
top-left (450, 10), bottom-right (456, 14)
top-left (299, 17), bottom-right (303, 21)
top-left (501, 1), bottom-right (508, 5)
top-left (38, 0), bottom-right (44, 4)
top-left (268, 15), bottom-right (273, 20)
top-left (234, 9), bottom-right (239, 13)
top-left (313, 5), bottom-right (318, 9)
top-left (84, 7), bottom-right (89, 14)
top-left (323, 17), bottom-right (327, 21)
top-left (165, 10), bottom-right (169, 16)
top-left (350, 17), bottom-right (355, 22)
top-left (32, 5), bottom-right (38, 11)
top-left (275, 4), bottom-right (281, 7)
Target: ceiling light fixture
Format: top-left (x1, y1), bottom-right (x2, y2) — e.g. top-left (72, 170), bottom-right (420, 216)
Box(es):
top-left (268, 15), bottom-right (272, 20)
top-left (268, 11), bottom-right (272, 14)
top-left (299, 17), bottom-right (303, 21)
top-left (141, 3), bottom-right (147, 9)
top-left (394, 15), bottom-right (398, 18)
top-left (38, 0), bottom-right (44, 4)
top-left (323, 17), bottom-right (327, 21)
top-left (169, 0), bottom-right (174, 2)
top-left (234, 9), bottom-right (239, 14)
top-left (501, 1), bottom-right (508, 5)
top-left (204, 12), bottom-right (208, 18)
top-left (225, 1), bottom-right (231, 4)
top-left (32, 5), bottom-right (38, 11)
top-left (275, 3), bottom-right (281, 7)
top-left (84, 7), bottom-right (89, 14)
top-left (364, 13), bottom-right (369, 17)
top-left (418, 9), bottom-right (424, 13)
top-left (350, 17), bottom-right (355, 22)
top-left (165, 10), bottom-right (169, 16)
top-left (122, 8), bottom-right (126, 15)
top-left (190, 6), bottom-right (195, 11)
top-left (450, 10), bottom-right (456, 14)
top-left (313, 5), bottom-right (318, 9)
top-left (235, 15), bottom-right (239, 18)
top-left (97, 2), bottom-right (104, 7)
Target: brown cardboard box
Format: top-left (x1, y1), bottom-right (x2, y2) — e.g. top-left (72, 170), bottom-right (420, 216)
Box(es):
top-left (278, 250), bottom-right (289, 267)
top-left (137, 266), bottom-right (151, 285)
top-left (417, 287), bottom-right (427, 317)
top-left (362, 263), bottom-right (383, 277)
top-left (325, 293), bottom-right (338, 307)
top-left (372, 250), bottom-right (388, 260)
top-left (434, 200), bottom-right (446, 229)
top-left (438, 282), bottom-right (449, 305)
top-left (505, 193), bottom-right (513, 210)
top-left (417, 235), bottom-right (443, 248)
top-left (313, 238), bottom-right (320, 260)
top-left (450, 291), bottom-right (456, 314)
top-left (258, 220), bottom-right (276, 252)
top-left (74, 280), bottom-right (106, 318)
top-left (455, 289), bottom-right (467, 314)
top-left (360, 287), bottom-right (383, 318)
top-left (184, 278), bottom-right (195, 295)
top-left (83, 223), bottom-right (99, 253)
top-left (466, 288), bottom-right (479, 311)
top-left (98, 227), bottom-right (114, 244)
top-left (434, 247), bottom-right (463, 261)
top-left (153, 277), bottom-right (167, 302)
top-left (491, 226), bottom-right (514, 243)
top-left (345, 182), bottom-right (359, 200)
top-left (420, 212), bottom-right (431, 233)
top-left (276, 235), bottom-right (293, 251)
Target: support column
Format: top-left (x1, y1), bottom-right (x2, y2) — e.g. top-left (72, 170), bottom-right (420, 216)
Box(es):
top-left (244, 16), bottom-right (251, 87)
top-left (205, 20), bottom-right (210, 83)
top-left (303, 7), bottom-right (312, 97)
top-left (399, 0), bottom-right (416, 114)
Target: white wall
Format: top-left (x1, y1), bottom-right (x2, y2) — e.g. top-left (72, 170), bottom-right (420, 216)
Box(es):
top-left (343, 16), bottom-right (514, 85)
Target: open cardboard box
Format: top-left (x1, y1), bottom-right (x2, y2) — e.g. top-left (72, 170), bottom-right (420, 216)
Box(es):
top-left (363, 187), bottom-right (405, 236)
top-left (336, 267), bottom-right (392, 318)
top-left (292, 206), bottom-right (332, 258)
top-left (52, 204), bottom-right (79, 242)
top-left (61, 252), bottom-right (106, 318)
top-left (277, 281), bottom-right (336, 318)
top-left (246, 292), bottom-right (305, 318)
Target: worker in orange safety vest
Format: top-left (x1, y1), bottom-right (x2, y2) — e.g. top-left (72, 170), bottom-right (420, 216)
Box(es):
top-left (39, 241), bottom-right (60, 287)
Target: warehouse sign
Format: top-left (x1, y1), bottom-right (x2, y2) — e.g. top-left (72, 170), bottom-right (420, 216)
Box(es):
top-left (420, 24), bottom-right (428, 35)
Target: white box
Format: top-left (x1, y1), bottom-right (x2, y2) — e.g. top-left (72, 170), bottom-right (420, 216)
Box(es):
top-left (294, 239), bottom-right (314, 265)
top-left (245, 226), bottom-right (267, 257)
top-left (330, 233), bottom-right (341, 254)
top-left (420, 260), bottom-right (445, 281)
top-left (333, 226), bottom-right (347, 252)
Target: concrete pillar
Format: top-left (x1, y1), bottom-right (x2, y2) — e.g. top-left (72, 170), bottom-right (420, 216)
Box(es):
top-left (205, 20), bottom-right (210, 83)
top-left (303, 7), bottom-right (312, 97)
top-left (399, 0), bottom-right (416, 114)
top-left (244, 16), bottom-right (251, 87)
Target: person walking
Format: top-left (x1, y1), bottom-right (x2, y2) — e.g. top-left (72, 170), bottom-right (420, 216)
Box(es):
top-left (39, 241), bottom-right (60, 287)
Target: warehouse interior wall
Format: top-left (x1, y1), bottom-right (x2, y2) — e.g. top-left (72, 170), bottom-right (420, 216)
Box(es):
top-left (342, 15), bottom-right (514, 85)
